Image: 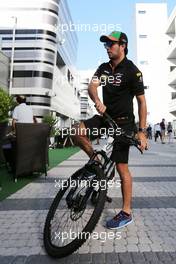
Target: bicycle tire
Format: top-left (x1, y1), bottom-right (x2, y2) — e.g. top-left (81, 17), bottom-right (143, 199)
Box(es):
top-left (43, 165), bottom-right (107, 258)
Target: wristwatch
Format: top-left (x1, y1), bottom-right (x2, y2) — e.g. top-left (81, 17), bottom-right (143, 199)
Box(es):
top-left (138, 127), bottom-right (147, 133)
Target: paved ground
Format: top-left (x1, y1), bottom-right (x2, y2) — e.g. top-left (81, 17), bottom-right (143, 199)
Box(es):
top-left (0, 139), bottom-right (176, 263)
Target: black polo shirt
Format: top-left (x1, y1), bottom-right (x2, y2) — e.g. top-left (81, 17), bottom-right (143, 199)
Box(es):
top-left (92, 57), bottom-right (145, 119)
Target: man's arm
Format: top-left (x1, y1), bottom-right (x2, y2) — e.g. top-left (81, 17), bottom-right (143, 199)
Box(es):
top-left (136, 94), bottom-right (147, 129)
top-left (136, 94), bottom-right (148, 150)
top-left (88, 78), bottom-right (106, 114)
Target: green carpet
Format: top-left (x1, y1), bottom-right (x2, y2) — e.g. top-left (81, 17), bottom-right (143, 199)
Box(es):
top-left (0, 147), bottom-right (79, 201)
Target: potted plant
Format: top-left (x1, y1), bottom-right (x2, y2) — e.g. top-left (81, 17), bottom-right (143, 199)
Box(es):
top-left (0, 88), bottom-right (14, 166)
top-left (0, 88), bottom-right (14, 134)
top-left (43, 114), bottom-right (57, 148)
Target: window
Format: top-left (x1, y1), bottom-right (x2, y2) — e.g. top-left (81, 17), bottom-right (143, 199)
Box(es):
top-left (138, 10), bottom-right (146, 14)
top-left (139, 34), bottom-right (147, 38)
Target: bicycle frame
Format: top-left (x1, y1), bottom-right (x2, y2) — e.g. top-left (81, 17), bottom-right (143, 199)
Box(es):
top-left (86, 112), bottom-right (142, 179)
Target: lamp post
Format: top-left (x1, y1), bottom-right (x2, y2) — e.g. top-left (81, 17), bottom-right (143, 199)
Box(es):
top-left (9, 16), bottom-right (17, 95)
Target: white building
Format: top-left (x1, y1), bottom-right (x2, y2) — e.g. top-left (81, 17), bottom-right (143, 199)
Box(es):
top-left (0, 51), bottom-right (9, 91)
top-left (166, 4), bottom-right (176, 131)
top-left (78, 70), bottom-right (95, 120)
top-left (78, 70), bottom-right (104, 120)
top-left (135, 3), bottom-right (172, 125)
top-left (0, 0), bottom-right (80, 126)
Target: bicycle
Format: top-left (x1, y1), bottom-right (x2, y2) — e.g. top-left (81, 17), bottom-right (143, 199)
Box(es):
top-left (43, 113), bottom-right (142, 258)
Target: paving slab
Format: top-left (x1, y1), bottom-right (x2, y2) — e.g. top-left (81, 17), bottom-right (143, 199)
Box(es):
top-left (0, 140), bottom-right (176, 263)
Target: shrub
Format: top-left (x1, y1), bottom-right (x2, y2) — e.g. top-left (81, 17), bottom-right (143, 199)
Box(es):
top-left (0, 88), bottom-right (14, 123)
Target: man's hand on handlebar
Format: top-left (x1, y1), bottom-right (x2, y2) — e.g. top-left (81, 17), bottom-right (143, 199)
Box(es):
top-left (95, 100), bottom-right (106, 115)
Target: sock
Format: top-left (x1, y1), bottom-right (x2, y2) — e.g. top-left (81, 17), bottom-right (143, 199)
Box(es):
top-left (122, 210), bottom-right (131, 217)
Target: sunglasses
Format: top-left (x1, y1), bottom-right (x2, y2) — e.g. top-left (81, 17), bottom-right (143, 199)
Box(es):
top-left (104, 41), bottom-right (119, 49)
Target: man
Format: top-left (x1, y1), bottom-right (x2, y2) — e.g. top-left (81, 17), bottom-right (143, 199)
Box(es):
top-left (3, 95), bottom-right (37, 171)
top-left (74, 31), bottom-right (148, 229)
top-left (167, 121), bottom-right (173, 144)
top-left (146, 124), bottom-right (152, 140)
top-left (160, 118), bottom-right (166, 144)
top-left (12, 95), bottom-right (37, 130)
top-left (154, 123), bottom-right (162, 142)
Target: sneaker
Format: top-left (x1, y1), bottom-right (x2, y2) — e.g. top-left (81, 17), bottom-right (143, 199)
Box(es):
top-left (106, 210), bottom-right (133, 229)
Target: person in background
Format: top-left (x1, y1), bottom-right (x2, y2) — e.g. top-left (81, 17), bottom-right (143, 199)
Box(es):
top-left (12, 95), bottom-right (37, 131)
top-left (160, 118), bottom-right (166, 144)
top-left (3, 95), bottom-right (37, 171)
top-left (167, 122), bottom-right (173, 144)
top-left (154, 123), bottom-right (162, 142)
top-left (146, 124), bottom-right (152, 139)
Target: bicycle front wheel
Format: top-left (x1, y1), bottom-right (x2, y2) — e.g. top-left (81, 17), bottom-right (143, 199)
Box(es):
top-left (43, 164), bottom-right (107, 258)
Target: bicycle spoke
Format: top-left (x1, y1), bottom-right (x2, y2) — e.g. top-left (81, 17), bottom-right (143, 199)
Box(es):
top-left (51, 209), bottom-right (70, 243)
top-left (54, 211), bottom-right (72, 246)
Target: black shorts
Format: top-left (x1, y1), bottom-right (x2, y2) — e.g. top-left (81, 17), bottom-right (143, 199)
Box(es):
top-left (84, 115), bottom-right (137, 164)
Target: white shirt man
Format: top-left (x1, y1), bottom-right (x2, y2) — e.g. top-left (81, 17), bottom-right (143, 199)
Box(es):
top-left (12, 96), bottom-right (37, 130)
top-left (154, 123), bottom-right (162, 142)
top-left (154, 123), bottom-right (161, 133)
top-left (13, 103), bottom-right (34, 123)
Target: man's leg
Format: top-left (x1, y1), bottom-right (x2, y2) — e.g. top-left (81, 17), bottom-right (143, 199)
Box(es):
top-left (161, 130), bottom-right (163, 143)
top-left (73, 120), bottom-right (112, 203)
top-left (106, 162), bottom-right (133, 229)
top-left (155, 132), bottom-right (157, 142)
top-left (116, 163), bottom-right (132, 215)
top-left (106, 140), bottom-right (133, 229)
top-left (161, 130), bottom-right (165, 144)
top-left (149, 132), bottom-right (152, 140)
top-left (73, 122), bottom-right (94, 157)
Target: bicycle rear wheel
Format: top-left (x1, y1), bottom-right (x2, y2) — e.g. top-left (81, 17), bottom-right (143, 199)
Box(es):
top-left (43, 164), bottom-right (107, 258)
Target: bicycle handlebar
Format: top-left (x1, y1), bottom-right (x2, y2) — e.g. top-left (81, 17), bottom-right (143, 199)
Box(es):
top-left (94, 107), bottom-right (144, 154)
top-left (102, 111), bottom-right (143, 154)
top-left (125, 134), bottom-right (143, 154)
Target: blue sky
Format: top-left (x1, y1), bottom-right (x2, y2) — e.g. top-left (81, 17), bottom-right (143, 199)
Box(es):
top-left (67, 0), bottom-right (176, 70)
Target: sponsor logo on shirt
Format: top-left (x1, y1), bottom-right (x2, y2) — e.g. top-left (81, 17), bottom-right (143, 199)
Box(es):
top-left (136, 72), bottom-right (143, 83)
top-left (136, 72), bottom-right (141, 77)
